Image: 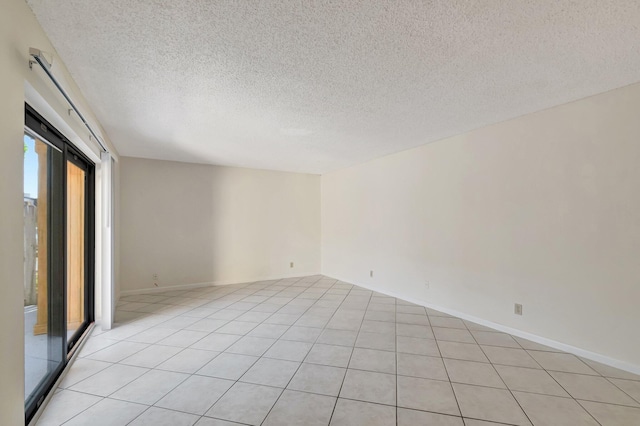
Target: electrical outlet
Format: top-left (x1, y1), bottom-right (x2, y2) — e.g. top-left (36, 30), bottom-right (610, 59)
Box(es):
top-left (514, 303), bottom-right (523, 316)
top-left (370, 270), bottom-right (373, 278)
top-left (290, 262), bottom-right (294, 268)
top-left (425, 281), bottom-right (430, 290)
top-left (153, 273), bottom-right (158, 287)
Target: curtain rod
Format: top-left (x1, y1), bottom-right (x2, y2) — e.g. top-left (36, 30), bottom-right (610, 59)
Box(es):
top-left (29, 48), bottom-right (109, 154)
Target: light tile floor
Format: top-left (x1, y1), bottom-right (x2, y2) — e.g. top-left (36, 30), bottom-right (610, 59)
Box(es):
top-left (36, 276), bottom-right (640, 425)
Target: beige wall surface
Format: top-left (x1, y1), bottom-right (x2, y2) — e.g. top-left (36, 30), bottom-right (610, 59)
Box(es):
top-left (120, 157), bottom-right (321, 292)
top-left (322, 82), bottom-right (640, 369)
top-left (1, 0), bottom-right (118, 424)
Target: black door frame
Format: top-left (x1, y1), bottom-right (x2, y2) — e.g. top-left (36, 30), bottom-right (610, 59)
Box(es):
top-left (65, 143), bottom-right (95, 351)
top-left (24, 104), bottom-right (95, 423)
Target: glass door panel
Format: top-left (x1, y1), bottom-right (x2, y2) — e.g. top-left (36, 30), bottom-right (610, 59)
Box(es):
top-left (66, 160), bottom-right (86, 338)
top-left (23, 132), bottom-right (65, 415)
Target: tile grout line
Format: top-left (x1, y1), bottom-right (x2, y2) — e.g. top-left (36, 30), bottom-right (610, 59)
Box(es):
top-left (63, 277), bottom-right (303, 426)
top-left (42, 389), bottom-right (104, 426)
top-left (602, 375), bottom-right (640, 406)
top-left (466, 322), bottom-right (542, 426)
top-left (188, 275), bottom-right (330, 424)
top-left (162, 276), bottom-right (319, 425)
top-left (258, 277), bottom-right (360, 425)
top-left (540, 365), bottom-right (605, 425)
top-left (325, 281), bottom-right (371, 426)
top-left (121, 279), bottom-right (288, 426)
top-left (198, 275), bottom-right (320, 424)
top-left (43, 275), bottom-right (640, 426)
top-left (428, 310), bottom-right (465, 421)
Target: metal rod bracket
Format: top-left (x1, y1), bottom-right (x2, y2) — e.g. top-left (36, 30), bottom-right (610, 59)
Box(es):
top-left (28, 47), bottom-right (109, 154)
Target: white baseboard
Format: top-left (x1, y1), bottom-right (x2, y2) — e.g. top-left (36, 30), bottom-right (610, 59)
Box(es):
top-left (119, 271), bottom-right (320, 296)
top-left (120, 281), bottom-right (217, 296)
top-left (326, 274), bottom-right (640, 376)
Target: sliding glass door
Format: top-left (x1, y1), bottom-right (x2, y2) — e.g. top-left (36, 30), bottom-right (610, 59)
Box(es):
top-left (23, 127), bottom-right (65, 418)
top-left (24, 105), bottom-right (94, 422)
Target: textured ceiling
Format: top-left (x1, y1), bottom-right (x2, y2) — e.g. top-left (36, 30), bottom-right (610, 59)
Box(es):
top-left (27, 0), bottom-right (640, 174)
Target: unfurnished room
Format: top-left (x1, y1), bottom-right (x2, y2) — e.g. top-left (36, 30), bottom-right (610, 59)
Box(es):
top-left (1, 1), bottom-right (640, 425)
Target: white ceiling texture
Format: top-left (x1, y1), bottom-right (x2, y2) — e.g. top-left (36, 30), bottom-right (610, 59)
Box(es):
top-left (27, 1), bottom-right (640, 174)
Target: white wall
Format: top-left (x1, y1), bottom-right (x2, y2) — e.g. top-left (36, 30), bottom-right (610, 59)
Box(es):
top-left (1, 0), bottom-right (118, 424)
top-left (120, 157), bottom-right (321, 293)
top-left (322, 82), bottom-right (640, 370)
top-left (114, 159), bottom-right (121, 303)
